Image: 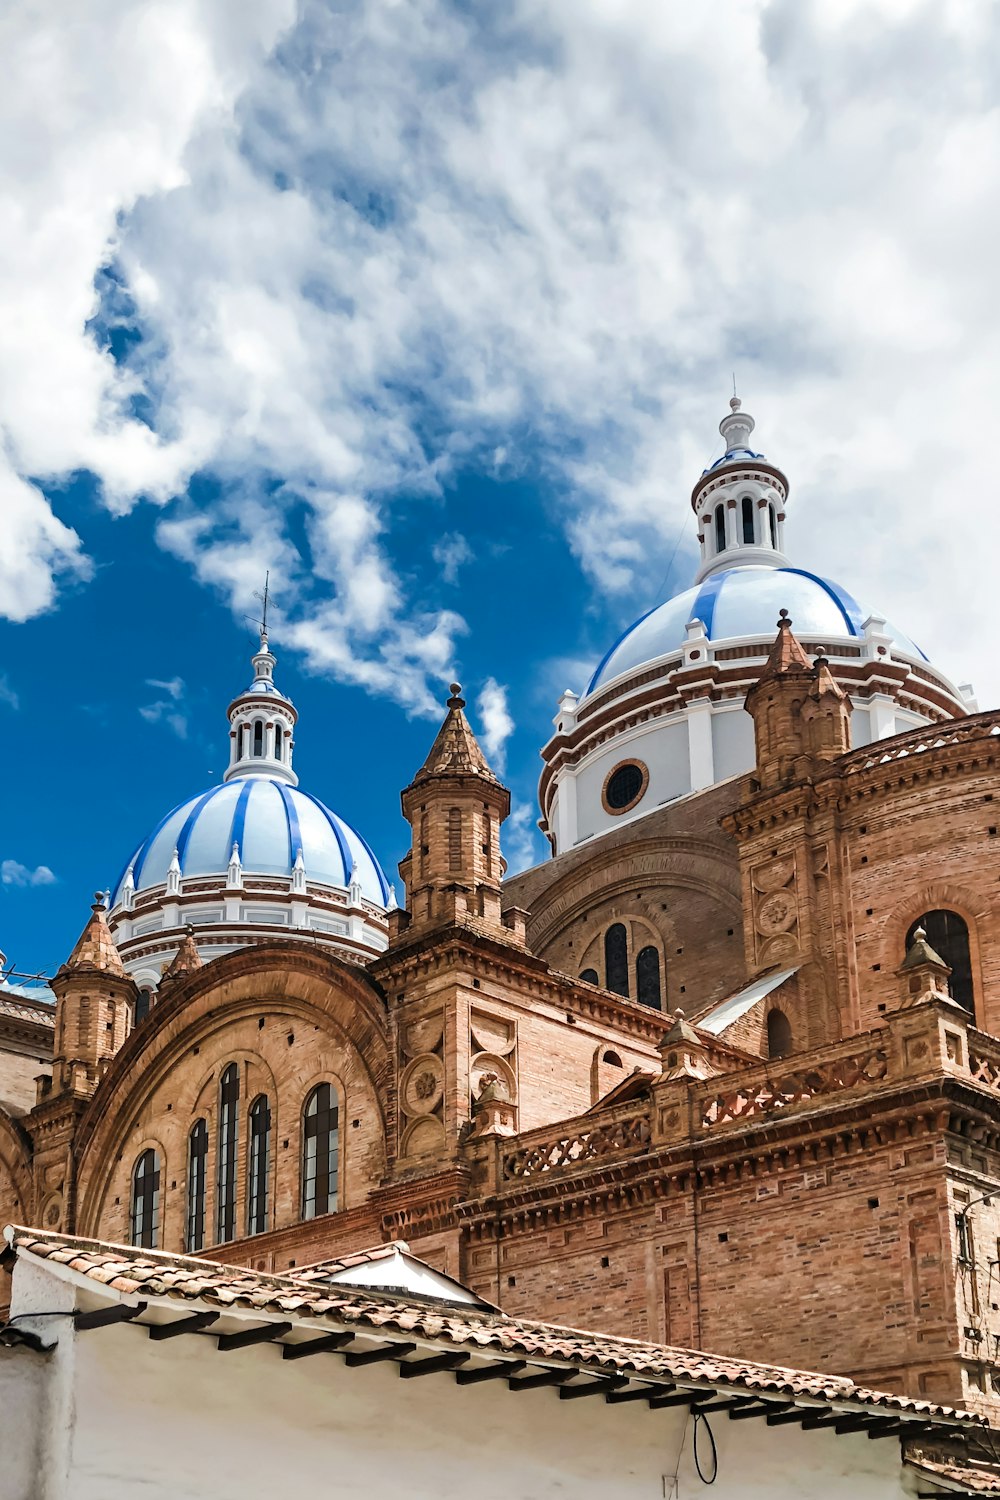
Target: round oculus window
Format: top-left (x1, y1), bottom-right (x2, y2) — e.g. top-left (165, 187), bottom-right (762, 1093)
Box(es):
top-left (602, 759), bottom-right (649, 815)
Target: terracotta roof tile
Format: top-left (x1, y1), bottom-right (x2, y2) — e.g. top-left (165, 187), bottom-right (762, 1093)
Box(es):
top-left (6, 1227), bottom-right (982, 1429)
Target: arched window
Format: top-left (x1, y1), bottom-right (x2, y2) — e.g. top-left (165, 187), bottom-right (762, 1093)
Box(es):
top-left (767, 1009), bottom-right (792, 1059)
top-left (906, 910), bottom-right (974, 1017)
top-left (580, 968), bottom-right (599, 985)
top-left (187, 1120), bottom-right (207, 1253)
top-left (714, 504), bottom-right (726, 554)
top-left (769, 504), bottom-right (778, 548)
top-left (303, 1083), bottom-right (339, 1220)
top-left (217, 1063), bottom-right (239, 1244)
top-left (247, 1095), bottom-right (271, 1237)
top-left (131, 1149), bottom-right (160, 1249)
top-left (741, 495), bottom-right (755, 544)
top-left (636, 946), bottom-right (662, 1009)
top-left (134, 988), bottom-right (152, 1026)
top-left (273, 725), bottom-right (282, 760)
top-left (252, 720), bottom-right (264, 757)
top-left (605, 924), bottom-right (629, 998)
top-left (602, 1050), bottom-right (623, 1068)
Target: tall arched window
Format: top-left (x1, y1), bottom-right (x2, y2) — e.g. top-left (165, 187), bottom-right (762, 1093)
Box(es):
top-left (605, 924), bottom-right (629, 998)
top-left (714, 504), bottom-right (726, 554)
top-left (636, 946), bottom-right (662, 1009)
top-left (131, 1149), bottom-right (160, 1249)
top-left (303, 1083), bottom-right (339, 1220)
top-left (767, 1009), bottom-right (792, 1059)
top-left (187, 1119), bottom-right (207, 1253)
top-left (252, 720), bottom-right (264, 757)
top-left (273, 725), bottom-right (282, 761)
top-left (906, 910), bottom-right (975, 1017)
top-left (247, 1095), bottom-right (271, 1237)
top-left (217, 1063), bottom-right (239, 1244)
top-left (769, 504), bottom-right (778, 548)
top-left (134, 988), bottom-right (152, 1026)
top-left (741, 495), bottom-right (755, 544)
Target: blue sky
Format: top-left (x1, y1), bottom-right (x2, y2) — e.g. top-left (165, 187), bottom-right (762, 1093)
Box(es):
top-left (3, 0), bottom-right (999, 976)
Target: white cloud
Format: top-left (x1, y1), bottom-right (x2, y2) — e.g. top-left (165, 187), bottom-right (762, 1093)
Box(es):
top-left (2, 860), bottom-right (57, 888)
top-left (139, 676), bottom-right (189, 738)
top-left (476, 677), bottom-right (515, 775)
top-left (432, 533), bottom-right (473, 586)
top-left (0, 676), bottom-right (19, 711)
top-left (503, 800), bottom-right (541, 878)
top-left (2, 0), bottom-right (1000, 711)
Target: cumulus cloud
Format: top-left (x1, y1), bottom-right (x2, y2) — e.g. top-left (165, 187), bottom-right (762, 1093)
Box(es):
top-left (139, 676), bottom-right (188, 738)
top-left (503, 800), bottom-right (540, 878)
top-left (2, 861), bottom-right (57, 888)
top-left (476, 677), bottom-right (515, 775)
top-left (2, 0), bottom-right (1000, 708)
top-left (0, 676), bottom-right (19, 711)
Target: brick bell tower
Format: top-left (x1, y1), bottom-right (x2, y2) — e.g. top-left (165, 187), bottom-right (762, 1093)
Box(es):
top-left (394, 683), bottom-right (512, 938)
top-left (744, 609), bottom-right (851, 791)
top-left (30, 894), bottom-right (136, 1232)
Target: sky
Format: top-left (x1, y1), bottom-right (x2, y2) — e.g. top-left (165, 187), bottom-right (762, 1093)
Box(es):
top-left (2, 0), bottom-right (999, 978)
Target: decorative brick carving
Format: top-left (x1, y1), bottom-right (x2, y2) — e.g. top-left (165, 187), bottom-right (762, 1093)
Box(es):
top-left (751, 856), bottom-right (800, 967)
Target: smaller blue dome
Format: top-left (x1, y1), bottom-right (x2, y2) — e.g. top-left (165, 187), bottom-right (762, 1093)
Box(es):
top-left (112, 778), bottom-right (389, 906)
top-left (703, 447), bottom-right (766, 473)
top-left (587, 566), bottom-right (926, 695)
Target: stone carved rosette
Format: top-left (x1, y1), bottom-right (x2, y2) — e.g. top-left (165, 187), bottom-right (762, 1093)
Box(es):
top-left (398, 1012), bottom-right (446, 1159)
top-left (751, 856), bottom-right (801, 969)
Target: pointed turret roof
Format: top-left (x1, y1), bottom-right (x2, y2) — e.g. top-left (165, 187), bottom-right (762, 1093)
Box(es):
top-left (900, 925), bottom-right (951, 975)
top-left (412, 684), bottom-right (500, 784)
top-left (810, 650), bottom-right (846, 701)
top-left (61, 894), bottom-right (127, 979)
top-left (161, 926), bottom-right (203, 984)
top-left (760, 610), bottom-right (813, 677)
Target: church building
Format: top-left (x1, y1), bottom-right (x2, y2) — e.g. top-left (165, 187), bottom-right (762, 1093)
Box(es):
top-left (3, 397), bottom-right (1000, 1441)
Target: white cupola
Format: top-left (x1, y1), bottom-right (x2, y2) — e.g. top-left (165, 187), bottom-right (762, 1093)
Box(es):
top-left (224, 628), bottom-right (298, 786)
top-left (691, 397), bottom-right (790, 582)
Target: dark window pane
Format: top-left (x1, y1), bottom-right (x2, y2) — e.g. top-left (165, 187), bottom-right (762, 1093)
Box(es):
top-left (714, 504), bottom-right (726, 553)
top-left (187, 1120), bottom-right (207, 1253)
top-left (131, 1149), bottom-right (160, 1249)
top-left (605, 763), bottom-right (644, 811)
top-left (580, 968), bottom-right (599, 985)
top-left (134, 989), bottom-right (152, 1026)
top-left (247, 1095), bottom-right (271, 1236)
top-left (217, 1064), bottom-right (239, 1244)
top-left (767, 1009), bottom-right (792, 1059)
top-left (906, 910), bottom-right (974, 1018)
top-left (303, 1083), bottom-right (339, 1220)
top-left (605, 924), bottom-right (629, 998)
top-left (742, 495), bottom-right (754, 544)
top-left (769, 504), bottom-right (778, 548)
top-left (253, 721), bottom-right (263, 756)
top-left (636, 946), bottom-right (661, 1009)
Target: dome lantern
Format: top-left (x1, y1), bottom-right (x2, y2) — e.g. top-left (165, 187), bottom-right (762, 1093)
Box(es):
top-left (224, 627), bottom-right (298, 787)
top-left (691, 397), bottom-right (790, 583)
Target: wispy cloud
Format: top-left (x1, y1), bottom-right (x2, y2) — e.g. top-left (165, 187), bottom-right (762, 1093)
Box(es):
top-left (503, 800), bottom-right (540, 878)
top-left (432, 533), bottom-right (473, 587)
top-left (139, 675), bottom-right (188, 739)
top-left (0, 676), bottom-right (19, 711)
top-left (2, 1), bottom-right (1000, 709)
top-left (476, 677), bottom-right (515, 775)
top-left (2, 860), bottom-right (57, 888)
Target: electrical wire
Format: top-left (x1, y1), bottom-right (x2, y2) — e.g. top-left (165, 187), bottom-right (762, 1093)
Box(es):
top-left (692, 1411), bottom-right (718, 1486)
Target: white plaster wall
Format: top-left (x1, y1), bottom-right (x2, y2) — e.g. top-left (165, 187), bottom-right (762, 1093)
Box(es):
top-left (712, 709), bottom-right (755, 782)
top-left (0, 1345), bottom-right (46, 1496)
top-left (48, 1321), bottom-right (915, 1500)
top-left (575, 720), bottom-right (690, 842)
top-left (851, 708), bottom-right (873, 747)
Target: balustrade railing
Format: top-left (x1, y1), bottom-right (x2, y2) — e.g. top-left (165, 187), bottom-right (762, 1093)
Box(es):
top-left (697, 1041), bottom-right (889, 1129)
top-left (839, 710), bottom-right (1000, 777)
top-left (502, 1110), bottom-right (652, 1181)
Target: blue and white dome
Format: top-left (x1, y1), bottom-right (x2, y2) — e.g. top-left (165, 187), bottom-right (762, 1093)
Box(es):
top-left (587, 565), bottom-right (925, 695)
top-left (112, 779), bottom-right (389, 907)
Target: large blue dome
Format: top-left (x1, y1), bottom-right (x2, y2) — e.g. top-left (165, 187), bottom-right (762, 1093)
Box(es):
top-left (587, 566), bottom-right (925, 695)
top-left (112, 778), bottom-right (390, 907)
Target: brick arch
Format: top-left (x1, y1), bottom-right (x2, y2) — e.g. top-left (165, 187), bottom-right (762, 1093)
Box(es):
top-left (883, 882), bottom-right (989, 1026)
top-left (74, 945), bottom-right (393, 1239)
top-left (0, 1110), bottom-right (34, 1230)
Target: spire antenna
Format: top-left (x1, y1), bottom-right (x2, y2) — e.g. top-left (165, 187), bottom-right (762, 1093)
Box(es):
top-left (252, 571), bottom-right (271, 647)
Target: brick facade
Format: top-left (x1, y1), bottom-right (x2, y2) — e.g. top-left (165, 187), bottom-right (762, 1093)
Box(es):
top-left (4, 627), bottom-right (1000, 1420)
